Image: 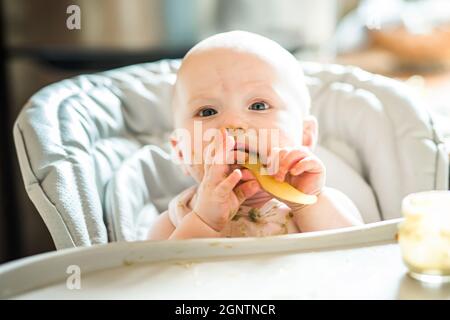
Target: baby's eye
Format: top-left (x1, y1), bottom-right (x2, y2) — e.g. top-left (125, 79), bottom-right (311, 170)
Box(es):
top-left (197, 107), bottom-right (218, 117)
top-left (249, 101), bottom-right (269, 111)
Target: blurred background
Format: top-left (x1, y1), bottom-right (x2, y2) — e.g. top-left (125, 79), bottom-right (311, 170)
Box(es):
top-left (1, 0), bottom-right (449, 263)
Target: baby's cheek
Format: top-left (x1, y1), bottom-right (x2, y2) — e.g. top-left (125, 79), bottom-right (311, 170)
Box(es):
top-left (279, 130), bottom-right (303, 148)
top-left (275, 118), bottom-right (304, 148)
top-left (263, 112), bottom-right (304, 148)
top-left (257, 126), bottom-right (302, 153)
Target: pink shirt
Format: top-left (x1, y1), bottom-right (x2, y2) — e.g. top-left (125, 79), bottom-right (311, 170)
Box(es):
top-left (168, 186), bottom-right (300, 237)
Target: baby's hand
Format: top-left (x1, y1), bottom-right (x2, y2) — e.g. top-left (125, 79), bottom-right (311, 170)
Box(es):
top-left (266, 146), bottom-right (325, 205)
top-left (192, 129), bottom-right (259, 232)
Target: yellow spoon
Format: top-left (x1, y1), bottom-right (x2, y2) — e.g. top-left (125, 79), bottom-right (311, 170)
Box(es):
top-left (242, 162), bottom-right (317, 205)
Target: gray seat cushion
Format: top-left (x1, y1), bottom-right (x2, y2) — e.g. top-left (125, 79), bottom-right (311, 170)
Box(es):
top-left (13, 59), bottom-right (448, 249)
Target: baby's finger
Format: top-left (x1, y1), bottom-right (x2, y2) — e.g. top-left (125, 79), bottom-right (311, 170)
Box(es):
top-left (207, 135), bottom-right (235, 182)
top-left (206, 162), bottom-right (232, 185)
top-left (215, 168), bottom-right (242, 198)
top-left (228, 166), bottom-right (255, 180)
top-left (226, 149), bottom-right (249, 165)
top-left (213, 128), bottom-right (234, 165)
top-left (203, 140), bottom-right (216, 172)
top-left (222, 132), bottom-right (237, 165)
top-left (234, 180), bottom-right (260, 205)
top-left (289, 156), bottom-right (324, 176)
top-left (240, 168), bottom-right (256, 181)
top-left (266, 147), bottom-right (287, 175)
top-left (203, 134), bottom-right (226, 180)
top-left (274, 149), bottom-right (308, 182)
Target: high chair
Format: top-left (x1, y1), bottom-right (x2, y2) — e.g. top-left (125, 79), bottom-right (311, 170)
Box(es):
top-left (13, 59), bottom-right (449, 249)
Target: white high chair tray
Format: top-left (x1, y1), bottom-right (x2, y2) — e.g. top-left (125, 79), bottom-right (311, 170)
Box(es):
top-left (0, 219), bottom-right (448, 299)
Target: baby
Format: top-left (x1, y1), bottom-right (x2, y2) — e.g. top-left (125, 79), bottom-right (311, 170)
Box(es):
top-left (147, 31), bottom-right (363, 240)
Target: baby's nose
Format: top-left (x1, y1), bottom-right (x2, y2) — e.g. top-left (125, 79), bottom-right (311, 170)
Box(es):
top-left (226, 127), bottom-right (246, 137)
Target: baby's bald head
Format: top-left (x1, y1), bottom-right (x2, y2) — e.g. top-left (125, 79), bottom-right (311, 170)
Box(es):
top-left (172, 30), bottom-right (310, 126)
top-left (183, 30), bottom-right (300, 73)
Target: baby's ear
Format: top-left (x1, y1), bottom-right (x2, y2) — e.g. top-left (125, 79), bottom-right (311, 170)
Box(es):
top-left (302, 115), bottom-right (318, 150)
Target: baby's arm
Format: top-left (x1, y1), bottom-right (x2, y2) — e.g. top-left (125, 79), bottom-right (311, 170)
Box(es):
top-left (292, 187), bottom-right (364, 232)
top-left (147, 211), bottom-right (175, 240)
top-left (147, 210), bottom-right (222, 240)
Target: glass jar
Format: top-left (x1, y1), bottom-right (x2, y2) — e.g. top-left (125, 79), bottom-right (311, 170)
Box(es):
top-left (398, 191), bottom-right (450, 283)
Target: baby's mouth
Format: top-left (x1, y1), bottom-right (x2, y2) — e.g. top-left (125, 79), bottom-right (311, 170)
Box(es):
top-left (232, 142), bottom-right (258, 156)
top-left (233, 143), bottom-right (259, 158)
top-left (232, 142), bottom-right (262, 166)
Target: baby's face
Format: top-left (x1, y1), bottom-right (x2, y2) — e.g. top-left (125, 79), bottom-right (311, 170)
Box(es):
top-left (172, 48), bottom-right (313, 182)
